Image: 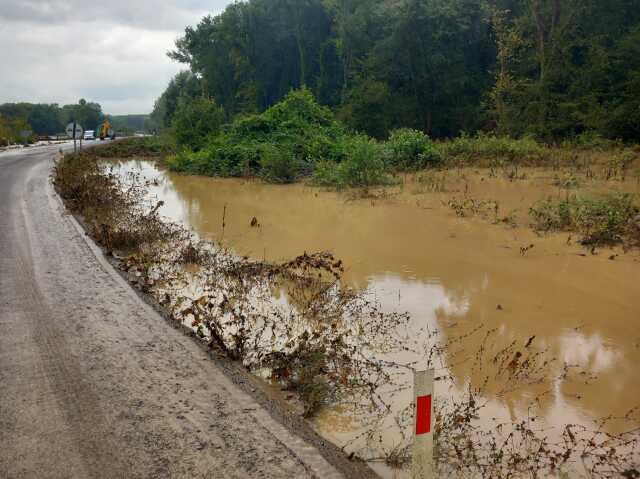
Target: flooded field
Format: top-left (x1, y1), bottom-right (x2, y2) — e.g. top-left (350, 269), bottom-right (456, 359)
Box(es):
top-left (116, 160), bottom-right (639, 477)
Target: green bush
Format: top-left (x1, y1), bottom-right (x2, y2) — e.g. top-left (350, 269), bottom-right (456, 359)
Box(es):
top-left (171, 97), bottom-right (225, 151)
top-left (168, 140), bottom-right (261, 177)
top-left (259, 144), bottom-right (301, 183)
top-left (384, 128), bottom-right (441, 170)
top-left (168, 89), bottom-right (350, 182)
top-left (439, 133), bottom-right (549, 166)
top-left (562, 131), bottom-right (624, 151)
top-left (313, 135), bottom-right (389, 188)
top-left (529, 192), bottom-right (639, 245)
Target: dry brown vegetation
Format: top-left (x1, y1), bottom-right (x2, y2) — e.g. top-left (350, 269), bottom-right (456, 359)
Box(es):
top-left (54, 150), bottom-right (640, 477)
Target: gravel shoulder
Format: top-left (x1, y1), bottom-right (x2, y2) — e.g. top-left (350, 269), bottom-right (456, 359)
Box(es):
top-left (0, 145), bottom-right (373, 478)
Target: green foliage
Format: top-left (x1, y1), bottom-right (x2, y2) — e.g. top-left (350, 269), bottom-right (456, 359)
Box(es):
top-left (91, 137), bottom-right (170, 158)
top-left (338, 79), bottom-right (394, 140)
top-left (161, 0), bottom-right (640, 142)
top-left (169, 89), bottom-right (349, 180)
top-left (384, 128), bottom-right (441, 170)
top-left (166, 0), bottom-right (495, 139)
top-left (439, 133), bottom-right (549, 166)
top-left (259, 145), bottom-right (301, 183)
top-left (166, 143), bottom-right (258, 177)
top-left (529, 193), bottom-right (639, 245)
top-left (312, 135), bottom-right (389, 188)
top-left (0, 99), bottom-right (105, 136)
top-left (61, 99), bottom-right (104, 132)
top-left (171, 97), bottom-right (225, 151)
top-left (0, 115), bottom-right (33, 145)
top-left (150, 71), bottom-right (202, 131)
top-left (109, 115), bottom-right (150, 135)
top-left (562, 131), bottom-right (624, 151)
top-left (491, 1), bottom-right (640, 141)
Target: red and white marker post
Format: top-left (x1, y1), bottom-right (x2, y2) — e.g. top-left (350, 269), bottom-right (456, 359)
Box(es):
top-left (412, 369), bottom-right (434, 478)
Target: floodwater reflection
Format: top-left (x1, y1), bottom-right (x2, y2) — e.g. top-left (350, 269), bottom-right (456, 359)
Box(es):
top-left (115, 160), bottom-right (640, 475)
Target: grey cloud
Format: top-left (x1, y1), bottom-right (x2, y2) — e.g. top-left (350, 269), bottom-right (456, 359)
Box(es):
top-left (0, 0), bottom-right (231, 114)
top-left (0, 0), bottom-right (226, 31)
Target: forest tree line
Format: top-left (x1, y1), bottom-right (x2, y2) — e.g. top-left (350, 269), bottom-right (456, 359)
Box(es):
top-left (0, 100), bottom-right (153, 145)
top-left (152, 0), bottom-right (640, 142)
top-left (0, 100), bottom-right (105, 138)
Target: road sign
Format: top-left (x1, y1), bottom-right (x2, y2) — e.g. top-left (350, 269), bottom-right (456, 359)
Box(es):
top-left (65, 122), bottom-right (84, 140)
top-left (412, 369), bottom-right (434, 478)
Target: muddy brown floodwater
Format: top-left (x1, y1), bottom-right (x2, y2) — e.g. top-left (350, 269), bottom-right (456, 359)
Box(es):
top-left (116, 160), bottom-right (640, 478)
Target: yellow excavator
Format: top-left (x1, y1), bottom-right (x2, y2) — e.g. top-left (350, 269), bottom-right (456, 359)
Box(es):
top-left (98, 119), bottom-right (116, 140)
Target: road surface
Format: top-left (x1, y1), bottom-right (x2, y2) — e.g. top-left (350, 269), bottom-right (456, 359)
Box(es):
top-left (0, 145), bottom-right (347, 478)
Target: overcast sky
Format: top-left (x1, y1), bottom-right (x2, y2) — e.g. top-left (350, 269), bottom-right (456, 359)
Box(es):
top-left (0, 1), bottom-right (231, 115)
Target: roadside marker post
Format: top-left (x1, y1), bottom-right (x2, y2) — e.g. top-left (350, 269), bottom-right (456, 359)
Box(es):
top-left (412, 369), bottom-right (434, 479)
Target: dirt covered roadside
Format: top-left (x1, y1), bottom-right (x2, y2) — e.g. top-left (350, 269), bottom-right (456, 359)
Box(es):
top-left (53, 145), bottom-right (640, 478)
top-left (0, 144), bottom-right (372, 478)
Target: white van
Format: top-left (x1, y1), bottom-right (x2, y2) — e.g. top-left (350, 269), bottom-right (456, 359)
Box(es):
top-left (83, 130), bottom-right (95, 140)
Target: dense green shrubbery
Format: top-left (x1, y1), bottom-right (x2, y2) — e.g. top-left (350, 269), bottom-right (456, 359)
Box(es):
top-left (169, 90), bottom-right (630, 188)
top-left (529, 193), bottom-right (639, 245)
top-left (384, 128), bottom-right (441, 170)
top-left (168, 89), bottom-right (349, 183)
top-left (171, 97), bottom-right (225, 151)
top-left (313, 135), bottom-right (390, 188)
top-left (259, 144), bottom-right (301, 183)
top-left (561, 131), bottom-right (625, 151)
top-left (439, 133), bottom-right (549, 166)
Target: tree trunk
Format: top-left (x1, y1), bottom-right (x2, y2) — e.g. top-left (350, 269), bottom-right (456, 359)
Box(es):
top-left (531, 0), bottom-right (547, 81)
top-left (531, 0), bottom-right (562, 81)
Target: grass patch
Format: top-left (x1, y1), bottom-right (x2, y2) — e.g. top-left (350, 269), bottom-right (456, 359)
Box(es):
top-left (91, 136), bottom-right (170, 159)
top-left (439, 133), bottom-right (549, 167)
top-left (529, 192), bottom-right (639, 246)
top-left (413, 170), bottom-right (448, 193)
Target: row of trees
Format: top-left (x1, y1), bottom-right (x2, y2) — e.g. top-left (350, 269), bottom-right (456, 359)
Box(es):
top-left (0, 115), bottom-right (32, 146)
top-left (0, 99), bottom-right (104, 138)
top-left (153, 0), bottom-right (640, 142)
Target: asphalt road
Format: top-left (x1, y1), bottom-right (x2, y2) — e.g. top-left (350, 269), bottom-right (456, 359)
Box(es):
top-left (0, 145), bottom-right (345, 479)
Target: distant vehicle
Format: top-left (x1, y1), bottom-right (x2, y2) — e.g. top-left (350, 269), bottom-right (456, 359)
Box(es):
top-left (83, 130), bottom-right (95, 140)
top-left (97, 120), bottom-right (116, 140)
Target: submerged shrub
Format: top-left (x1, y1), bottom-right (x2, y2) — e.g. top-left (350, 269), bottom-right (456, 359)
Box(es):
top-left (313, 135), bottom-right (389, 188)
top-left (259, 144), bottom-right (301, 183)
top-left (53, 152), bottom-right (178, 252)
top-left (530, 192), bottom-right (639, 245)
top-left (168, 140), bottom-right (261, 177)
top-left (384, 128), bottom-right (441, 170)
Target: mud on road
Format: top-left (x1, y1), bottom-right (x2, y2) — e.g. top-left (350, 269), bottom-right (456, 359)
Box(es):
top-left (0, 145), bottom-right (372, 478)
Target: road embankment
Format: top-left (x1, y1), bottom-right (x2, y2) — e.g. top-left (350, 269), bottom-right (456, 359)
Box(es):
top-left (0, 145), bottom-right (372, 478)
